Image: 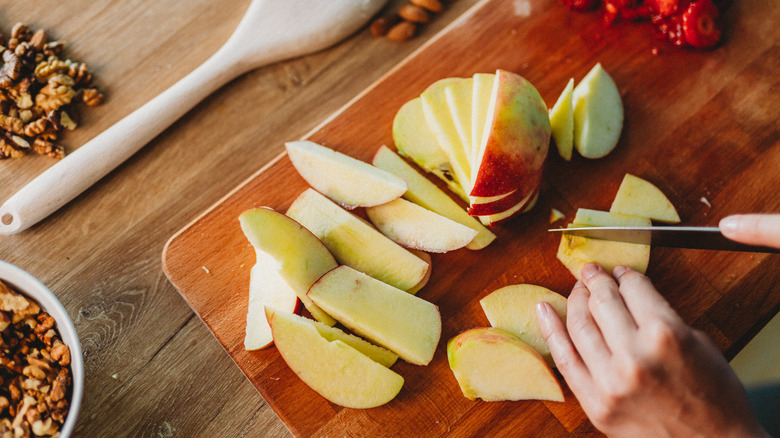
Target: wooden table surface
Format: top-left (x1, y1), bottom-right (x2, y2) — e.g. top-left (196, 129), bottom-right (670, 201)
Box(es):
top-left (1, 0), bottom-right (778, 436)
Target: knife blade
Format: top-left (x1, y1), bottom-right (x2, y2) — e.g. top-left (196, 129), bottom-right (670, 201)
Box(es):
top-left (548, 226), bottom-right (780, 253)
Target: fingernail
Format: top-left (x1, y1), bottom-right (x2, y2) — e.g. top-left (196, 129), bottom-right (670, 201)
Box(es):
top-left (581, 262), bottom-right (599, 280)
top-left (613, 265), bottom-right (629, 278)
top-left (719, 216), bottom-right (739, 235)
top-left (536, 302), bottom-right (551, 318)
top-left (535, 302), bottom-right (552, 333)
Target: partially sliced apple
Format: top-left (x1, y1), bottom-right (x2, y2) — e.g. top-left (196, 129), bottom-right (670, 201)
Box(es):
top-left (572, 63), bottom-right (623, 159)
top-left (557, 208), bottom-right (651, 280)
top-left (478, 187), bottom-right (539, 226)
top-left (392, 97), bottom-right (468, 201)
top-left (471, 73), bottom-right (495, 172)
top-left (285, 140), bottom-right (406, 209)
top-left (372, 146), bottom-right (496, 250)
top-left (549, 78), bottom-right (574, 161)
top-left (308, 266), bottom-right (442, 366)
top-left (471, 69), bottom-right (550, 198)
top-left (480, 284), bottom-right (567, 366)
top-left (244, 252), bottom-right (301, 350)
top-left (267, 308), bottom-right (404, 409)
top-left (467, 186), bottom-right (530, 216)
top-left (239, 207), bottom-right (337, 326)
top-left (286, 188), bottom-right (429, 291)
top-left (445, 78), bottom-right (475, 168)
top-left (365, 198), bottom-right (478, 253)
top-left (610, 173), bottom-right (680, 223)
top-left (447, 327), bottom-right (564, 402)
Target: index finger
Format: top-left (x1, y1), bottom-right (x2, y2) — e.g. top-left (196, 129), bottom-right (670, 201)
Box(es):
top-left (719, 214), bottom-right (780, 249)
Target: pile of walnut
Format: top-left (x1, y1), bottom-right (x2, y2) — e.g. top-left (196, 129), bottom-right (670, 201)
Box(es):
top-left (0, 280), bottom-right (71, 437)
top-left (0, 23), bottom-right (104, 159)
top-left (371, 0), bottom-right (449, 41)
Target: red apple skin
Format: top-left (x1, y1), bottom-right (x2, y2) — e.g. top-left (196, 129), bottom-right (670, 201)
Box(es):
top-left (467, 171), bottom-right (540, 216)
top-left (486, 189), bottom-right (540, 226)
top-left (470, 70), bottom-right (550, 198)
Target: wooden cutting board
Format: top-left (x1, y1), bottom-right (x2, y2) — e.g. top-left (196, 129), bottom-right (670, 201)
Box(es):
top-left (163, 0), bottom-right (780, 435)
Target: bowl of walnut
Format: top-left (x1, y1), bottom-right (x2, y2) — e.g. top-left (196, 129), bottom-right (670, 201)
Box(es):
top-left (0, 260), bottom-right (83, 437)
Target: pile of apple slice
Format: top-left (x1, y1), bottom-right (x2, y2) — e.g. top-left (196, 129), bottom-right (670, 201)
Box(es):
top-left (393, 70), bottom-right (551, 225)
top-left (556, 173), bottom-right (680, 280)
top-left (447, 284), bottom-right (568, 402)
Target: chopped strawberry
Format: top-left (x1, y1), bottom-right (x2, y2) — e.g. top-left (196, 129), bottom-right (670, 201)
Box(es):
top-left (652, 12), bottom-right (688, 46)
top-left (560, 0), bottom-right (600, 12)
top-left (645, 0), bottom-right (688, 17)
top-left (682, 0), bottom-right (722, 48)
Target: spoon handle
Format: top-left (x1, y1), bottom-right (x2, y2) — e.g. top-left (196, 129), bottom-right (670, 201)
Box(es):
top-left (0, 46), bottom-right (245, 235)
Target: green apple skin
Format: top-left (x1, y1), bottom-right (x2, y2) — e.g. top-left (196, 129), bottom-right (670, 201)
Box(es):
top-left (266, 308), bottom-right (404, 409)
top-left (549, 78), bottom-right (574, 161)
top-left (393, 96), bottom-right (469, 202)
top-left (372, 146), bottom-right (496, 250)
top-left (479, 284), bottom-right (567, 366)
top-left (239, 207), bottom-right (337, 326)
top-left (610, 173), bottom-right (680, 223)
top-left (572, 63), bottom-right (624, 159)
top-left (287, 189), bottom-right (429, 292)
top-left (447, 327), bottom-right (564, 402)
top-left (308, 266), bottom-right (442, 366)
top-left (285, 140), bottom-right (407, 209)
top-left (557, 208), bottom-right (651, 280)
top-left (471, 69), bottom-right (550, 198)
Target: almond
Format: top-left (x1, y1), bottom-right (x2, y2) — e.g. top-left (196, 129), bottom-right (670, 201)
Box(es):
top-left (399, 4), bottom-right (431, 23)
top-left (411, 0), bottom-right (445, 13)
top-left (386, 21), bottom-right (418, 41)
top-left (370, 15), bottom-right (399, 37)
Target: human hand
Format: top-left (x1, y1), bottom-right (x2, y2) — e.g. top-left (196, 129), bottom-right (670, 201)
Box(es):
top-left (720, 214), bottom-right (780, 249)
top-left (536, 263), bottom-right (769, 438)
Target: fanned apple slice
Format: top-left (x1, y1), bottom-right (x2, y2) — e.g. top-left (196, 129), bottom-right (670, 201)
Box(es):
top-left (447, 327), bottom-right (564, 402)
top-left (549, 78), bottom-right (575, 161)
top-left (557, 208), bottom-right (651, 280)
top-left (572, 63), bottom-right (623, 159)
top-left (471, 73), bottom-right (495, 174)
top-left (267, 308), bottom-right (404, 409)
top-left (239, 207), bottom-right (337, 326)
top-left (610, 173), bottom-right (680, 223)
top-left (393, 97), bottom-right (468, 201)
top-left (445, 78), bottom-right (475, 170)
top-left (285, 140), bottom-right (406, 209)
top-left (366, 198), bottom-right (478, 253)
top-left (420, 78), bottom-right (472, 192)
top-left (244, 252), bottom-right (301, 350)
top-left (478, 185), bottom-right (539, 226)
top-left (286, 188), bottom-right (429, 291)
top-left (372, 146), bottom-right (496, 250)
top-left (308, 266), bottom-right (442, 366)
top-left (480, 285), bottom-right (567, 366)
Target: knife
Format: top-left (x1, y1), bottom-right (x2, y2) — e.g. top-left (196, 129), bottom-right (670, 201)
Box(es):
top-left (548, 226), bottom-right (780, 253)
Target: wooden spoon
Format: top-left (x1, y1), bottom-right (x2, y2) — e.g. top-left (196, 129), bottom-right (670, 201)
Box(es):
top-left (0, 0), bottom-right (388, 235)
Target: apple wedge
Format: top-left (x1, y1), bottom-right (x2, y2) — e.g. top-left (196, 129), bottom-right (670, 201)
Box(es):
top-left (610, 173), bottom-right (680, 223)
top-left (393, 97), bottom-right (468, 201)
top-left (549, 78), bottom-right (575, 161)
top-left (267, 308), bottom-right (404, 409)
top-left (447, 327), bottom-right (564, 402)
top-left (239, 207), bottom-right (337, 326)
top-left (478, 188), bottom-right (539, 226)
top-left (572, 63), bottom-right (623, 159)
top-left (445, 78), bottom-right (475, 168)
top-left (286, 188), bottom-right (429, 291)
top-left (304, 313), bottom-right (399, 368)
top-left (407, 249), bottom-right (432, 295)
top-left (557, 208), bottom-right (651, 280)
top-left (471, 69), bottom-right (550, 198)
top-left (372, 146), bottom-right (496, 250)
top-left (471, 73), bottom-right (495, 171)
top-left (308, 266), bottom-right (442, 366)
top-left (365, 198), bottom-right (478, 253)
top-left (479, 284), bottom-right (567, 366)
top-left (244, 252), bottom-right (302, 350)
top-left (285, 140), bottom-right (406, 209)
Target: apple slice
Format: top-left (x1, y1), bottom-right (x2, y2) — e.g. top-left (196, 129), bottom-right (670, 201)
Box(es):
top-left (479, 284), bottom-right (567, 366)
top-left (572, 63), bottom-right (623, 159)
top-left (478, 187), bottom-right (539, 226)
top-left (267, 308), bottom-right (404, 408)
top-left (447, 327), bottom-right (564, 402)
top-left (421, 78), bottom-right (472, 192)
top-left (393, 97), bottom-right (468, 201)
top-left (471, 69), bottom-right (550, 198)
top-left (304, 313), bottom-right (399, 367)
top-left (239, 207), bottom-right (337, 326)
top-left (407, 249), bottom-right (432, 295)
top-left (372, 146), bottom-right (496, 250)
top-left (610, 173), bottom-right (680, 223)
top-left (468, 187), bottom-right (529, 216)
top-left (286, 188), bottom-right (429, 291)
top-left (549, 78), bottom-right (575, 161)
top-left (445, 78), bottom-right (475, 168)
top-left (365, 198), bottom-right (478, 253)
top-left (471, 73), bottom-right (495, 173)
top-left (244, 251), bottom-right (302, 350)
top-left (557, 208), bottom-right (651, 280)
top-left (285, 140), bottom-right (406, 209)
top-left (308, 266), bottom-right (442, 366)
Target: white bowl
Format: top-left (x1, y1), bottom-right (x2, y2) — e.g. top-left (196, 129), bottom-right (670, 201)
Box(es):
top-left (0, 260), bottom-right (84, 438)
